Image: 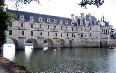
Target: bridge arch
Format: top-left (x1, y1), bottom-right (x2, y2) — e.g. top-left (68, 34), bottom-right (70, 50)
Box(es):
top-left (5, 38), bottom-right (19, 49)
top-left (26, 38), bottom-right (38, 49)
top-left (43, 38), bottom-right (53, 48)
top-left (58, 39), bottom-right (65, 48)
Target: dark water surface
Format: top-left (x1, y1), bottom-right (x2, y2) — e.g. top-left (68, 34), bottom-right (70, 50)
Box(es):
top-left (2, 46), bottom-right (116, 73)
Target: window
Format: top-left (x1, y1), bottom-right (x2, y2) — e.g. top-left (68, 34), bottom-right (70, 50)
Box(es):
top-left (48, 32), bottom-right (49, 36)
top-left (54, 26), bottom-right (56, 29)
top-left (22, 31), bottom-right (24, 35)
top-left (30, 16), bottom-right (34, 20)
top-left (104, 29), bottom-right (105, 34)
top-left (106, 29), bottom-right (107, 35)
top-left (65, 21), bottom-right (68, 25)
top-left (90, 27), bottom-right (91, 30)
top-left (72, 33), bottom-right (73, 37)
top-left (60, 20), bottom-right (62, 24)
top-left (72, 28), bottom-right (73, 31)
top-left (40, 24), bottom-right (41, 28)
top-left (90, 33), bottom-right (91, 37)
top-left (85, 28), bottom-right (86, 30)
top-left (67, 33), bottom-right (68, 37)
top-left (9, 22), bottom-right (12, 27)
top-left (9, 30), bottom-right (12, 35)
top-left (39, 17), bottom-right (42, 22)
top-left (48, 25), bottom-right (49, 29)
top-left (74, 35), bottom-right (75, 37)
top-left (55, 33), bottom-right (57, 37)
top-left (102, 29), bottom-right (103, 32)
top-left (47, 18), bottom-right (50, 22)
top-left (31, 31), bottom-right (33, 36)
top-left (81, 33), bottom-right (83, 37)
top-left (54, 19), bottom-right (57, 23)
top-left (61, 33), bottom-right (62, 37)
top-left (20, 15), bottom-right (24, 19)
top-left (61, 26), bottom-right (62, 30)
top-left (31, 23), bottom-right (33, 28)
top-left (41, 32), bottom-right (42, 36)
top-left (66, 27), bottom-right (67, 30)
top-left (21, 23), bottom-right (23, 27)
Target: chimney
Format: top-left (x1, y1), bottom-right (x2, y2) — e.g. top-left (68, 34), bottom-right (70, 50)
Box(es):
top-left (80, 13), bottom-right (84, 19)
top-left (71, 14), bottom-right (74, 22)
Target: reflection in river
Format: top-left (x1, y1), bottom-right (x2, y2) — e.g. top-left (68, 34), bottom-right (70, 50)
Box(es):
top-left (2, 45), bottom-right (116, 73)
top-left (3, 44), bottom-right (15, 61)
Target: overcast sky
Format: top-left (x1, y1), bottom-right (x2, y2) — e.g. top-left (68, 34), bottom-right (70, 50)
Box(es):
top-left (6, 0), bottom-right (116, 28)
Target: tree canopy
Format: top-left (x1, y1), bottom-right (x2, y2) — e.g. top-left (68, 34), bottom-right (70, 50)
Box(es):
top-left (79, 0), bottom-right (104, 8)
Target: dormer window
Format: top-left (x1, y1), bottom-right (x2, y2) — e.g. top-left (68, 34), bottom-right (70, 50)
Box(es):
top-left (60, 20), bottom-right (63, 24)
top-left (30, 16), bottom-right (34, 21)
top-left (54, 19), bottom-right (57, 23)
top-left (47, 18), bottom-right (50, 22)
top-left (65, 21), bottom-right (68, 25)
top-left (20, 15), bottom-right (24, 19)
top-left (38, 17), bottom-right (42, 22)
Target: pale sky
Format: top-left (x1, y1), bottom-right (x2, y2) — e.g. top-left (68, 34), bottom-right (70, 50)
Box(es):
top-left (6, 0), bottom-right (116, 28)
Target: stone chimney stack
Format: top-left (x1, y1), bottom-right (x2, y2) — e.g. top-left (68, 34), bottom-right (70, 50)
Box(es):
top-left (71, 14), bottom-right (74, 22)
top-left (88, 13), bottom-right (91, 21)
top-left (80, 13), bottom-right (84, 19)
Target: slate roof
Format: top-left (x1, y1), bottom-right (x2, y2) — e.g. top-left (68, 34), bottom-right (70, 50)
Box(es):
top-left (6, 9), bottom-right (72, 25)
top-left (6, 9), bottom-right (109, 26)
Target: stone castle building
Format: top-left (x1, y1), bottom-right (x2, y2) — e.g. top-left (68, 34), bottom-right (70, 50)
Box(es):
top-left (6, 9), bottom-right (111, 49)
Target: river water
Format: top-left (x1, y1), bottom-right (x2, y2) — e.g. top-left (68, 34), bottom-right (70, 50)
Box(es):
top-left (1, 45), bottom-right (116, 73)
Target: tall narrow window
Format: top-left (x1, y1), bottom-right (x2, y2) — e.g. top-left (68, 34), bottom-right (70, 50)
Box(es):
top-left (41, 32), bottom-right (42, 36)
top-left (61, 33), bottom-right (62, 37)
top-left (106, 29), bottom-right (107, 35)
top-left (72, 33), bottom-right (73, 37)
top-left (9, 30), bottom-right (12, 35)
top-left (48, 32), bottom-right (49, 36)
top-left (55, 33), bottom-right (57, 37)
top-left (61, 26), bottom-right (62, 30)
top-left (81, 33), bottom-right (83, 37)
top-left (48, 25), bottom-right (49, 29)
top-left (90, 33), bottom-right (91, 37)
top-left (40, 24), bottom-right (41, 28)
top-left (31, 31), bottom-right (33, 36)
top-left (54, 26), bottom-right (56, 29)
top-left (21, 23), bottom-right (23, 27)
top-left (31, 23), bottom-right (33, 28)
top-left (72, 28), bottom-right (73, 31)
top-left (90, 27), bottom-right (91, 30)
top-left (67, 33), bottom-right (68, 37)
top-left (22, 31), bottom-right (24, 35)
top-left (9, 22), bottom-right (12, 27)
top-left (66, 27), bottom-right (67, 30)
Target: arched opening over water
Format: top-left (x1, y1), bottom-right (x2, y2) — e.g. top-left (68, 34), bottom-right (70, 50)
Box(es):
top-left (43, 38), bottom-right (53, 48)
top-left (3, 38), bottom-right (16, 60)
top-left (26, 39), bottom-right (38, 49)
top-left (58, 39), bottom-right (65, 48)
top-left (69, 40), bottom-right (72, 48)
top-left (4, 38), bottom-right (18, 48)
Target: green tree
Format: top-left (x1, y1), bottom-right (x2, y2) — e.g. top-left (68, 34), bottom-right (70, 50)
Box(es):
top-left (79, 0), bottom-right (104, 8)
top-left (0, 0), bottom-right (16, 48)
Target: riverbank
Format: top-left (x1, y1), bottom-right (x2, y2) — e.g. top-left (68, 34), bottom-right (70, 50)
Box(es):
top-left (0, 57), bottom-right (31, 73)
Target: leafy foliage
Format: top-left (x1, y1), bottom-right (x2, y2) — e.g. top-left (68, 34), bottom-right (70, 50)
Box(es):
top-left (79, 0), bottom-right (104, 8)
top-left (0, 0), bottom-right (15, 47)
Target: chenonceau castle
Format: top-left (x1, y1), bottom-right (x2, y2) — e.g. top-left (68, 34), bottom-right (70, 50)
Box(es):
top-left (6, 9), bottom-right (115, 49)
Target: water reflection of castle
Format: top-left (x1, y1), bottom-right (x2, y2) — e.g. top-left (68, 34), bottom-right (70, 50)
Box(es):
top-left (6, 9), bottom-right (112, 49)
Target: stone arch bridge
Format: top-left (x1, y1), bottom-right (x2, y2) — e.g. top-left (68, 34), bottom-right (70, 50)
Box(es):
top-left (6, 37), bottom-right (68, 50)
